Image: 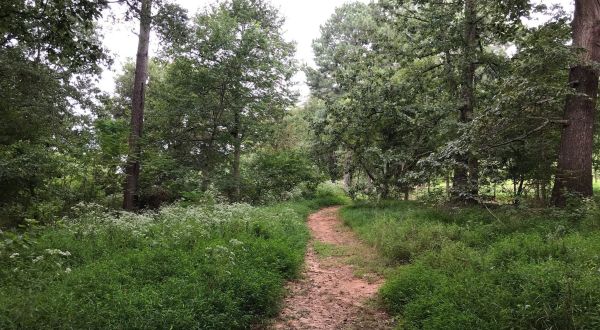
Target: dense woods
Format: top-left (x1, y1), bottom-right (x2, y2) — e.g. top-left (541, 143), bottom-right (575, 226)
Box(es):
top-left (307, 0), bottom-right (597, 205)
top-left (1, 0), bottom-right (600, 329)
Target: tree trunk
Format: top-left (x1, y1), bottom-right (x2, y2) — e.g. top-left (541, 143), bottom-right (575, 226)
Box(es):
top-left (231, 110), bottom-right (242, 202)
top-left (343, 151), bottom-right (353, 191)
top-left (552, 0), bottom-right (600, 206)
top-left (541, 182), bottom-right (548, 203)
top-left (446, 171), bottom-right (451, 197)
top-left (201, 84), bottom-right (228, 191)
top-left (123, 0), bottom-right (152, 211)
top-left (468, 157), bottom-right (479, 197)
top-left (452, 0), bottom-right (478, 203)
top-left (515, 175), bottom-right (524, 206)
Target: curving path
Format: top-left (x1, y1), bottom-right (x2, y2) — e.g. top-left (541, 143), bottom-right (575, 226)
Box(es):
top-left (271, 206), bottom-right (392, 329)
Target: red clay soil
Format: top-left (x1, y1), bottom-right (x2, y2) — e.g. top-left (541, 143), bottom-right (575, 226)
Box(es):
top-left (271, 206), bottom-right (392, 329)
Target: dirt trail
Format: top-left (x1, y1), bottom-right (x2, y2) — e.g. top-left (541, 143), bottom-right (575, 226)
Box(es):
top-left (271, 206), bottom-right (392, 329)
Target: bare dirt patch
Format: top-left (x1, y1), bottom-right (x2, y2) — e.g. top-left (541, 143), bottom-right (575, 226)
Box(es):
top-left (271, 206), bottom-right (393, 330)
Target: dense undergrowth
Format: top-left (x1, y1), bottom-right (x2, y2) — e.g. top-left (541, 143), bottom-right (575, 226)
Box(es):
top-left (0, 187), bottom-right (348, 329)
top-left (341, 201), bottom-right (600, 329)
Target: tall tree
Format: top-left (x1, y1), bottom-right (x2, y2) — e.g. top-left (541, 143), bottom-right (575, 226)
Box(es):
top-left (121, 0), bottom-right (187, 210)
top-left (453, 0), bottom-right (479, 202)
top-left (308, 2), bottom-right (449, 199)
top-left (379, 0), bottom-right (531, 202)
top-left (183, 0), bottom-right (296, 201)
top-left (127, 0), bottom-right (296, 203)
top-left (551, 0), bottom-right (600, 206)
top-left (123, 0), bottom-right (152, 210)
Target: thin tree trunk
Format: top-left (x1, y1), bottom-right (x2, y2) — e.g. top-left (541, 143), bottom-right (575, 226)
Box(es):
top-left (365, 168), bottom-right (375, 192)
top-left (552, 0), bottom-right (600, 206)
top-left (343, 151), bottom-right (353, 191)
top-left (232, 110), bottom-right (242, 202)
top-left (468, 157), bottom-right (479, 197)
top-left (202, 84), bottom-right (228, 191)
top-left (446, 172), bottom-right (450, 197)
top-left (453, 0), bottom-right (478, 203)
top-left (123, 0), bottom-right (152, 211)
top-left (541, 182), bottom-right (548, 203)
top-left (515, 175), bottom-right (524, 206)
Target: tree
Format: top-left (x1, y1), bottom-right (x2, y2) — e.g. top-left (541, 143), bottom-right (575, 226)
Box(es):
top-left (375, 0), bottom-right (532, 202)
top-left (0, 0), bottom-right (109, 226)
top-left (147, 0), bottom-right (296, 202)
top-left (551, 0), bottom-right (600, 206)
top-left (453, 0), bottom-right (479, 202)
top-left (121, 0), bottom-right (188, 210)
top-left (473, 16), bottom-right (571, 205)
top-left (308, 2), bottom-right (449, 199)
top-left (308, 0), bottom-right (575, 204)
top-left (123, 0), bottom-right (152, 210)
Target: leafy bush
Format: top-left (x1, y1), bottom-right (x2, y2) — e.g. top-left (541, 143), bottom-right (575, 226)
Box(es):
top-left (0, 197), bottom-right (339, 329)
top-left (341, 201), bottom-right (600, 329)
top-left (239, 150), bottom-right (325, 204)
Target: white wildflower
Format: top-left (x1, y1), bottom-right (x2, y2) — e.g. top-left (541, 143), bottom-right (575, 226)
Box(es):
top-left (32, 255), bottom-right (44, 263)
top-left (229, 239), bottom-right (244, 246)
top-left (9, 253), bottom-right (19, 259)
top-left (65, 267), bottom-right (72, 274)
top-left (45, 249), bottom-right (71, 257)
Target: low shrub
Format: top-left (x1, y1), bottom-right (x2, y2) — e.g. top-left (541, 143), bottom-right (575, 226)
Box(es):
top-left (238, 150), bottom-right (325, 204)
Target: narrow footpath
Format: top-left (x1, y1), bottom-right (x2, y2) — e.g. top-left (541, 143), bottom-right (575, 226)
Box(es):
top-left (272, 206), bottom-right (393, 329)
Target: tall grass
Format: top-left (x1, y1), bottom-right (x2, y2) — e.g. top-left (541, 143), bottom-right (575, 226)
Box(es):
top-left (341, 201), bottom-right (600, 329)
top-left (0, 193), bottom-right (343, 329)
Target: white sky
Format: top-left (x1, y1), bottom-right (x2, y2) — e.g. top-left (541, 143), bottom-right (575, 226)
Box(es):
top-left (99, 0), bottom-right (573, 101)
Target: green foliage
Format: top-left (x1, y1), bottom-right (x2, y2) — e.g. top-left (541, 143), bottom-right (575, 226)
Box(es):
top-left (112, 0), bottom-right (300, 205)
top-left (341, 201), bottom-right (600, 329)
top-left (307, 2), bottom-right (447, 198)
top-left (239, 150), bottom-right (324, 203)
top-left (0, 0), bottom-right (108, 73)
top-left (0, 46), bottom-right (102, 226)
top-left (308, 0), bottom-right (574, 203)
top-left (0, 197), bottom-right (343, 329)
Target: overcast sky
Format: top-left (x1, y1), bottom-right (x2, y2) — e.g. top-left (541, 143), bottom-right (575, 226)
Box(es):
top-left (99, 0), bottom-right (574, 100)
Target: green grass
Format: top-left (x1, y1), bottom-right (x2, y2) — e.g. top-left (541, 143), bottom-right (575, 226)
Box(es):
top-left (313, 241), bottom-right (348, 258)
top-left (0, 194), bottom-right (343, 329)
top-left (593, 179), bottom-right (600, 195)
top-left (340, 200), bottom-right (600, 329)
